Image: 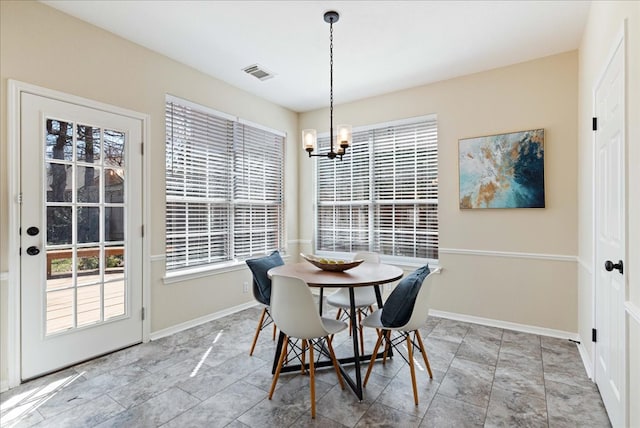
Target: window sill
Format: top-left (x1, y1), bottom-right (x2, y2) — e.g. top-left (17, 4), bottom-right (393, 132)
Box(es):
top-left (163, 254), bottom-right (291, 285)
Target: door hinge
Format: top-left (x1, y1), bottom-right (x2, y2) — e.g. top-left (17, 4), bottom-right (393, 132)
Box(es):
top-left (17, 193), bottom-right (23, 204)
top-left (141, 225), bottom-right (144, 237)
top-left (592, 328), bottom-right (597, 342)
top-left (141, 142), bottom-right (144, 155)
top-left (141, 307), bottom-right (146, 321)
top-left (592, 117), bottom-right (597, 131)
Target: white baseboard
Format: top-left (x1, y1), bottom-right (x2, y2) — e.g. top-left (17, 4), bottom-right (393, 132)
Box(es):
top-left (1, 380), bottom-right (9, 393)
top-left (429, 309), bottom-right (580, 341)
top-left (577, 340), bottom-right (594, 380)
top-left (149, 301), bottom-right (258, 341)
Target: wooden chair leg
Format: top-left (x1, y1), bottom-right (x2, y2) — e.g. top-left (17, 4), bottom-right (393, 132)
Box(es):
top-left (415, 330), bottom-right (433, 378)
top-left (326, 336), bottom-right (345, 390)
top-left (269, 336), bottom-right (289, 399)
top-left (364, 330), bottom-right (384, 387)
top-left (272, 323), bottom-right (277, 341)
top-left (309, 342), bottom-right (316, 419)
top-left (335, 308), bottom-right (342, 320)
top-left (301, 339), bottom-right (307, 375)
top-left (249, 307), bottom-right (267, 356)
top-left (407, 332), bottom-right (419, 405)
top-left (382, 330), bottom-right (391, 365)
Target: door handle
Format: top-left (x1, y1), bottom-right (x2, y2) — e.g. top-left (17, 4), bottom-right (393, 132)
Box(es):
top-left (604, 260), bottom-right (623, 274)
top-left (26, 246), bottom-right (40, 256)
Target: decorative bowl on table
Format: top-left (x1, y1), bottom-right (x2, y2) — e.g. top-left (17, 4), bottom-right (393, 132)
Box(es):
top-left (300, 253), bottom-right (364, 272)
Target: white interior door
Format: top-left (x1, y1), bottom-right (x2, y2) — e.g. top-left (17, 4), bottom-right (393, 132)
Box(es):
top-left (594, 36), bottom-right (626, 428)
top-left (20, 92), bottom-right (143, 380)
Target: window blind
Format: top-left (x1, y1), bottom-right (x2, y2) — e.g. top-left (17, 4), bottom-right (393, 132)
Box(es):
top-left (316, 117), bottom-right (438, 260)
top-left (166, 98), bottom-right (284, 272)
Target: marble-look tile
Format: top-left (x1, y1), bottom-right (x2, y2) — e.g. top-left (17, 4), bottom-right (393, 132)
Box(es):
top-left (36, 364), bottom-right (148, 419)
top-left (484, 385), bottom-right (547, 428)
top-left (292, 413), bottom-right (350, 428)
top-left (421, 394), bottom-right (486, 428)
top-left (176, 351), bottom-right (267, 400)
top-left (374, 365), bottom-right (439, 418)
top-left (32, 394), bottom-right (124, 428)
top-left (545, 379), bottom-right (611, 427)
top-left (6, 307), bottom-right (611, 428)
top-left (236, 391), bottom-right (305, 427)
top-left (455, 334), bottom-right (501, 366)
top-left (107, 357), bottom-right (195, 409)
top-left (500, 329), bottom-right (542, 359)
top-left (542, 342), bottom-right (593, 389)
top-left (161, 381), bottom-right (266, 428)
top-left (223, 420), bottom-right (251, 428)
top-left (466, 324), bottom-right (503, 341)
top-left (427, 319), bottom-right (470, 344)
top-left (437, 357), bottom-right (495, 408)
top-left (0, 400), bottom-right (45, 428)
top-left (493, 351), bottom-right (545, 399)
top-left (316, 381), bottom-right (379, 427)
top-left (72, 341), bottom-right (166, 377)
top-left (94, 387), bottom-right (199, 428)
top-left (420, 337), bottom-right (460, 373)
top-left (355, 402), bottom-right (423, 427)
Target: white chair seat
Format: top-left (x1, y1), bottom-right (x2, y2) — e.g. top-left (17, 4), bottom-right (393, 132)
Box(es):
top-left (321, 317), bottom-right (349, 335)
top-left (361, 308), bottom-right (384, 329)
top-left (326, 286), bottom-right (377, 309)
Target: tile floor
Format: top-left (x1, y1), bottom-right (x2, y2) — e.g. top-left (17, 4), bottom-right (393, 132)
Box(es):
top-left (1, 306), bottom-right (611, 427)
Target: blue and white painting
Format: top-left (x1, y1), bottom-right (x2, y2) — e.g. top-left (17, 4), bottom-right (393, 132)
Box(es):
top-left (459, 129), bottom-right (545, 209)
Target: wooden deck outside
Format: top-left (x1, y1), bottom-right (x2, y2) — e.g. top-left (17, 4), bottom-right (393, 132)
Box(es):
top-left (46, 274), bottom-right (125, 335)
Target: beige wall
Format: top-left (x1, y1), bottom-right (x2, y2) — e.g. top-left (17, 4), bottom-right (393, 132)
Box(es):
top-left (300, 51), bottom-right (579, 333)
top-left (0, 1), bottom-right (299, 388)
top-left (578, 1), bottom-right (640, 426)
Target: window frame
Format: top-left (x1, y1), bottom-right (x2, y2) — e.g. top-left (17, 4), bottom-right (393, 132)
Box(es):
top-left (313, 115), bottom-right (438, 267)
top-left (164, 95), bottom-right (285, 279)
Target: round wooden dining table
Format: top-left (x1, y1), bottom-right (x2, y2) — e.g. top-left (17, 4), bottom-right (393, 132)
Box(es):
top-left (268, 261), bottom-right (404, 400)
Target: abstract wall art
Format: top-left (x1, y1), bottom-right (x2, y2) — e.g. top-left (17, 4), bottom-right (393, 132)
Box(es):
top-left (458, 129), bottom-right (545, 209)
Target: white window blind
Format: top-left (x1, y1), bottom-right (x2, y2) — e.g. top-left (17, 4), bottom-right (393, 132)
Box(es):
top-left (166, 98), bottom-right (284, 272)
top-left (316, 117), bottom-right (438, 260)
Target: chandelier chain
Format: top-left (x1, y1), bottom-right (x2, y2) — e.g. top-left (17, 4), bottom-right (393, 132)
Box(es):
top-left (329, 19), bottom-right (334, 153)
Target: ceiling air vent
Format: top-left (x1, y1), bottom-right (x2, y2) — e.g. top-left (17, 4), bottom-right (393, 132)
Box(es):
top-left (242, 64), bottom-right (275, 81)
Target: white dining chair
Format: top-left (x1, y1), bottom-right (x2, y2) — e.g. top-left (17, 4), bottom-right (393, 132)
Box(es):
top-left (268, 274), bottom-right (347, 419)
top-left (245, 251), bottom-right (285, 356)
top-left (326, 251), bottom-right (380, 353)
top-left (362, 265), bottom-right (439, 405)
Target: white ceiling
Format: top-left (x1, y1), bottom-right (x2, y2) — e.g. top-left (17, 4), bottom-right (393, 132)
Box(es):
top-left (42, 0), bottom-right (590, 113)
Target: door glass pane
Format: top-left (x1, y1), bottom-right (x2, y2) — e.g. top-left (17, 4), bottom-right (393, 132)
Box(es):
top-left (78, 207), bottom-right (100, 243)
top-left (47, 206), bottom-right (72, 245)
top-left (76, 124), bottom-right (101, 163)
top-left (105, 246), bottom-right (124, 281)
top-left (105, 168), bottom-right (124, 203)
top-left (105, 207), bottom-right (124, 241)
top-left (77, 247), bottom-right (100, 286)
top-left (46, 248), bottom-right (72, 285)
top-left (104, 129), bottom-right (125, 167)
top-left (46, 163), bottom-right (72, 202)
top-left (42, 118), bottom-right (129, 337)
top-left (77, 285), bottom-right (101, 327)
top-left (46, 288), bottom-right (74, 335)
top-left (104, 281), bottom-right (125, 319)
top-left (77, 166), bottom-right (100, 203)
top-left (46, 119), bottom-right (73, 161)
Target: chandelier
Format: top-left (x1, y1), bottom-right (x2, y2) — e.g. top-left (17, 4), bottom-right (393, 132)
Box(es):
top-left (302, 11), bottom-right (352, 160)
